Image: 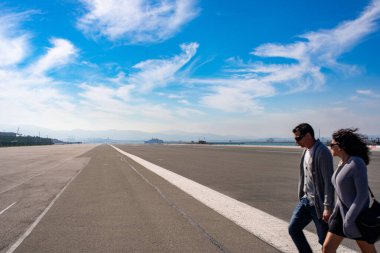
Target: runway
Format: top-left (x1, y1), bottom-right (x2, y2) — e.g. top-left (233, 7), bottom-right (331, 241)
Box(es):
top-left (0, 144), bottom-right (379, 252)
top-left (0, 144), bottom-right (97, 253)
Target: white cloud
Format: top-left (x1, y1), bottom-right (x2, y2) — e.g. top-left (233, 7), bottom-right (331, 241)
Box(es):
top-left (128, 42), bottom-right (198, 92)
top-left (2, 2), bottom-right (380, 137)
top-left (78, 83), bottom-right (182, 127)
top-left (0, 10), bottom-right (82, 130)
top-left (201, 87), bottom-right (263, 113)
top-left (79, 83), bottom-right (136, 115)
top-left (353, 89), bottom-right (380, 109)
top-left (252, 1), bottom-right (380, 67)
top-left (357, 89), bottom-right (373, 96)
top-left (356, 89), bottom-right (380, 98)
top-left (76, 42), bottom-right (202, 127)
top-left (303, 1), bottom-right (380, 65)
top-left (193, 0), bottom-right (380, 113)
top-left (75, 42), bottom-right (199, 122)
top-left (250, 0), bottom-right (380, 89)
top-left (178, 99), bottom-right (190, 105)
top-left (165, 93), bottom-right (184, 99)
top-left (27, 38), bottom-right (78, 75)
top-left (184, 105), bottom-right (380, 138)
top-left (188, 77), bottom-right (275, 113)
top-left (77, 0), bottom-right (199, 43)
top-left (0, 11), bottom-right (31, 67)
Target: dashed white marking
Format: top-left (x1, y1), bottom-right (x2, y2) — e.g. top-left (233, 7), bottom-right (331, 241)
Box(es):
top-left (0, 202), bottom-right (16, 216)
top-left (111, 145), bottom-right (357, 253)
top-left (125, 160), bottom-right (232, 253)
top-left (6, 164), bottom-right (86, 253)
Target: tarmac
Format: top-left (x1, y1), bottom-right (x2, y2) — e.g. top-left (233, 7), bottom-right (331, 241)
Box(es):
top-left (0, 144), bottom-right (379, 252)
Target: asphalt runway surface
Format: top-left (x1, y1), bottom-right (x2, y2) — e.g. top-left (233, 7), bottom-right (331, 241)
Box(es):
top-left (0, 144), bottom-right (379, 252)
top-left (0, 144), bottom-right (97, 253)
top-left (113, 144), bottom-right (380, 222)
top-left (113, 144), bottom-right (380, 252)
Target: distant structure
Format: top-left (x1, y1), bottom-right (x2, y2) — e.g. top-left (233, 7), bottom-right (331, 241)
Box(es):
top-left (189, 140), bottom-right (207, 144)
top-left (0, 131), bottom-right (54, 147)
top-left (0, 132), bottom-right (17, 137)
top-left (366, 137), bottom-right (380, 145)
top-left (52, 139), bottom-right (82, 145)
top-left (144, 138), bottom-right (164, 144)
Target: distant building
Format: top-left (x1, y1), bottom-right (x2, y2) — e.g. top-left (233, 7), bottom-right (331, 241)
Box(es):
top-left (144, 138), bottom-right (164, 144)
top-left (0, 132), bottom-right (17, 137)
top-left (0, 132), bottom-right (53, 147)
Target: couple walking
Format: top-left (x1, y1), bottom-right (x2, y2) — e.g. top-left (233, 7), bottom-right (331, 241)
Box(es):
top-left (289, 123), bottom-right (376, 253)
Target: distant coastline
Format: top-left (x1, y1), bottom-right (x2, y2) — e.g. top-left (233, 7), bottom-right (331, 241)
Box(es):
top-left (201, 141), bottom-right (297, 147)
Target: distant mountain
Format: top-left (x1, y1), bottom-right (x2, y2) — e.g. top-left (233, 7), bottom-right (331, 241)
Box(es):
top-left (0, 124), bottom-right (257, 143)
top-left (4, 124), bottom-right (374, 144)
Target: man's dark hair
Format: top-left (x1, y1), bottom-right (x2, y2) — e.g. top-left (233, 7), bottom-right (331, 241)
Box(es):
top-left (293, 123), bottom-right (315, 139)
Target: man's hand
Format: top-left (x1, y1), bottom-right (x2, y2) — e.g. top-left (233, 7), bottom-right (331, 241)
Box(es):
top-left (322, 209), bottom-right (331, 223)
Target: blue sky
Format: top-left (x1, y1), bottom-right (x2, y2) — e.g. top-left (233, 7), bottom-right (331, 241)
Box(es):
top-left (1, 0), bottom-right (380, 138)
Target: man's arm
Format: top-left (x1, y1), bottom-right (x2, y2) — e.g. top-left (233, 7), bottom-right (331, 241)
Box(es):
top-left (320, 147), bottom-right (335, 221)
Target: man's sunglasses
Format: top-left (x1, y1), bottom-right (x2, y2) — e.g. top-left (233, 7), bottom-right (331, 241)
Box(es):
top-left (294, 134), bottom-right (305, 142)
top-left (329, 143), bottom-right (339, 148)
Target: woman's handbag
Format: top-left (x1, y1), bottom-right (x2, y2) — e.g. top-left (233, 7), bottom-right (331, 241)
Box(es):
top-left (355, 187), bottom-right (380, 244)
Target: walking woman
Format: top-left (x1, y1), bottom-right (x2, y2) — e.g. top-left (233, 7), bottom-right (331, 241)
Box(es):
top-left (323, 128), bottom-right (377, 253)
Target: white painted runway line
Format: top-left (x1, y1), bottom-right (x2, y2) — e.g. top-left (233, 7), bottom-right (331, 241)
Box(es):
top-left (111, 145), bottom-right (357, 253)
top-left (6, 165), bottom-right (87, 253)
top-left (0, 202), bottom-right (16, 216)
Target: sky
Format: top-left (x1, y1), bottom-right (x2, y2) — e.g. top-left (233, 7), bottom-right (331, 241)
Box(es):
top-left (0, 0), bottom-right (380, 139)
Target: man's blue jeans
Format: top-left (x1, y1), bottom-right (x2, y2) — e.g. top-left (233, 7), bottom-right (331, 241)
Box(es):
top-left (288, 197), bottom-right (329, 253)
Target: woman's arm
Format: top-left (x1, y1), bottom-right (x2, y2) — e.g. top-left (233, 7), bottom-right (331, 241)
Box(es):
top-left (343, 158), bottom-right (369, 238)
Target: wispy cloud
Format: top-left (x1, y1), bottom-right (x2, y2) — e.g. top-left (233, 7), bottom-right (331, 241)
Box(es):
top-left (0, 11), bottom-right (31, 67)
top-left (0, 10), bottom-right (80, 129)
top-left (195, 78), bottom-right (275, 113)
top-left (78, 42), bottom-right (198, 115)
top-left (76, 42), bottom-right (201, 128)
top-left (354, 89), bottom-right (380, 109)
top-left (27, 38), bottom-right (77, 75)
top-left (128, 42), bottom-right (198, 92)
top-left (1, 1), bottom-right (380, 136)
top-left (356, 89), bottom-right (380, 98)
top-left (77, 0), bottom-right (199, 44)
top-left (250, 0), bottom-right (380, 88)
top-left (191, 0), bottom-right (380, 113)
top-left (201, 87), bottom-right (263, 113)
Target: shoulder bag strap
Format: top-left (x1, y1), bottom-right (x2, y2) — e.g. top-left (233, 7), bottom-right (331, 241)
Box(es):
top-left (368, 187), bottom-right (375, 200)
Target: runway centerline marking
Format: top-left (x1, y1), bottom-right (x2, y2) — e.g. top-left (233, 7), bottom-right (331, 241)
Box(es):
top-left (111, 145), bottom-right (356, 253)
top-left (0, 202), bottom-right (16, 216)
top-left (121, 157), bottom-right (232, 253)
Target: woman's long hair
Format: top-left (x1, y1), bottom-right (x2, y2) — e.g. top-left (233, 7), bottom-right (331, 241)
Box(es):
top-left (332, 128), bottom-right (370, 165)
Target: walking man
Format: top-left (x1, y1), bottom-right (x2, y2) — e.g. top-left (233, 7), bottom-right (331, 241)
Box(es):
top-left (289, 123), bottom-right (334, 252)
